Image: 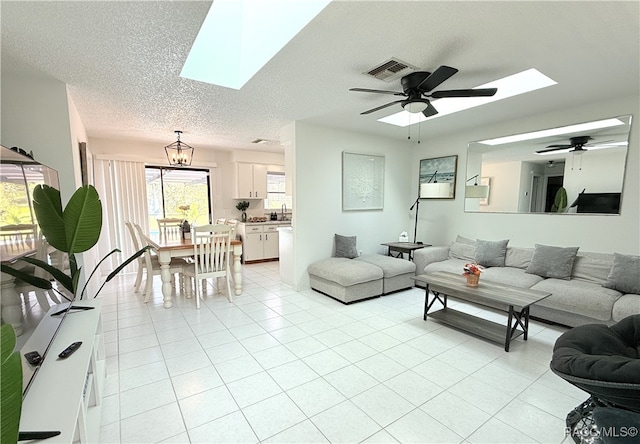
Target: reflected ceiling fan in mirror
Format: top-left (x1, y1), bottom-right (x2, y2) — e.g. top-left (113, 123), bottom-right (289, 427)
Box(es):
top-left (350, 65), bottom-right (498, 117)
top-left (536, 136), bottom-right (616, 155)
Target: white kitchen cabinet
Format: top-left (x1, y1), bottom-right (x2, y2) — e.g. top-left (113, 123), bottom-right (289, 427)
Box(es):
top-left (244, 230), bottom-right (264, 262)
top-left (237, 223), bottom-right (288, 262)
top-left (236, 163), bottom-right (267, 199)
top-left (263, 225), bottom-right (280, 259)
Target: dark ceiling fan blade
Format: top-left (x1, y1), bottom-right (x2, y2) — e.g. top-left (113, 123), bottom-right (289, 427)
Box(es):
top-left (546, 144), bottom-right (573, 148)
top-left (416, 65), bottom-right (458, 92)
top-left (361, 100), bottom-right (404, 115)
top-left (350, 88), bottom-right (405, 96)
top-left (585, 139), bottom-right (614, 146)
top-left (430, 88), bottom-right (498, 98)
top-left (536, 146), bottom-right (571, 154)
top-left (422, 102), bottom-right (438, 118)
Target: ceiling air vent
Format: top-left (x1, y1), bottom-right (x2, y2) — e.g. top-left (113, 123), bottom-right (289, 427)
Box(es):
top-left (364, 58), bottom-right (417, 82)
top-left (251, 138), bottom-right (280, 145)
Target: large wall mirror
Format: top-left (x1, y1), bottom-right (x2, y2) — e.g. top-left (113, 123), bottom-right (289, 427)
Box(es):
top-left (465, 115), bottom-right (631, 215)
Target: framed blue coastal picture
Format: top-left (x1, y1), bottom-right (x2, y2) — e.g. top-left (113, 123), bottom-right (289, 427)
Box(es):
top-left (419, 155), bottom-right (457, 199)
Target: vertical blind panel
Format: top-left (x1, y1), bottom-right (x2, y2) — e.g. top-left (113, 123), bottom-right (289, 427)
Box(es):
top-left (94, 159), bottom-right (149, 275)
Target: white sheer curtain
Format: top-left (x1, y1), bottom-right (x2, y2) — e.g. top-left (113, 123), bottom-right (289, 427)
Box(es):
top-left (94, 159), bottom-right (148, 275)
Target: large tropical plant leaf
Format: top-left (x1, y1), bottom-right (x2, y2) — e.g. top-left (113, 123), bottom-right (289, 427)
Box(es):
top-left (0, 264), bottom-right (53, 290)
top-left (1, 324), bottom-right (23, 444)
top-left (33, 185), bottom-right (102, 254)
top-left (551, 186), bottom-right (568, 213)
top-left (32, 185), bottom-right (66, 251)
top-left (20, 257), bottom-right (73, 293)
top-left (63, 185), bottom-right (102, 254)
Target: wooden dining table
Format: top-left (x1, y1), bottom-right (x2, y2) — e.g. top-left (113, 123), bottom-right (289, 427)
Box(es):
top-left (144, 233), bottom-right (243, 308)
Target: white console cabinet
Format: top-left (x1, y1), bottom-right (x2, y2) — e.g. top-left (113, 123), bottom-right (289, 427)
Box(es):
top-left (19, 300), bottom-right (105, 443)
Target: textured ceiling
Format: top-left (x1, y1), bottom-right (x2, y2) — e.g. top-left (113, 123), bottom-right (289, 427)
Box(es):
top-left (1, 1), bottom-right (639, 154)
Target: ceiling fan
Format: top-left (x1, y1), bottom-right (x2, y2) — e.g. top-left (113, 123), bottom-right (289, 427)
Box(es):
top-left (536, 136), bottom-right (595, 154)
top-left (349, 65), bottom-right (497, 117)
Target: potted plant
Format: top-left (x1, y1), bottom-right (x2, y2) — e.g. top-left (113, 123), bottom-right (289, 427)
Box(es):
top-left (1, 323), bottom-right (22, 444)
top-left (1, 184), bottom-right (148, 300)
top-left (236, 200), bottom-right (250, 222)
top-left (551, 187), bottom-right (568, 213)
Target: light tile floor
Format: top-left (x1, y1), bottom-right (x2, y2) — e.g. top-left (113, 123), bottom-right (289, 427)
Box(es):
top-left (50, 262), bottom-right (587, 443)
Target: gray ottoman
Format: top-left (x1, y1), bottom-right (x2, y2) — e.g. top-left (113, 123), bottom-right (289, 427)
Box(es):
top-left (308, 257), bottom-right (383, 303)
top-left (355, 254), bottom-right (416, 294)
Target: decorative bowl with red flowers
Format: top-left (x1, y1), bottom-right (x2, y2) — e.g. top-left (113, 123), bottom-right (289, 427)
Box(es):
top-left (462, 262), bottom-right (483, 276)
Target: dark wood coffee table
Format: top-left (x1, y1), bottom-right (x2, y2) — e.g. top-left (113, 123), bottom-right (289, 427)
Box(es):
top-left (412, 271), bottom-right (551, 352)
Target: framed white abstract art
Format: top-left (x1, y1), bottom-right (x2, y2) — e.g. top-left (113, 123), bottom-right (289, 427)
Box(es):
top-left (342, 152), bottom-right (385, 211)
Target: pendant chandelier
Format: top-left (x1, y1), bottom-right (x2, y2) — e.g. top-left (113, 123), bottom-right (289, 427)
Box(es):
top-left (165, 130), bottom-right (194, 166)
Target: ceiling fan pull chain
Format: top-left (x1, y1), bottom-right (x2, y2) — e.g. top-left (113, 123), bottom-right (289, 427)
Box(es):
top-left (418, 120), bottom-right (421, 144)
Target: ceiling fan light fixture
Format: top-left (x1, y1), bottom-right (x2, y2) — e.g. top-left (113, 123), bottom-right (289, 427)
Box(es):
top-left (403, 100), bottom-right (429, 113)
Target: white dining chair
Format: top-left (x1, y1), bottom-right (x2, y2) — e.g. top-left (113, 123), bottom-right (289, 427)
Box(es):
top-left (182, 224), bottom-right (232, 309)
top-left (157, 218), bottom-right (183, 238)
top-left (134, 223), bottom-right (185, 302)
top-left (124, 221), bottom-right (148, 293)
top-left (225, 219), bottom-right (239, 240)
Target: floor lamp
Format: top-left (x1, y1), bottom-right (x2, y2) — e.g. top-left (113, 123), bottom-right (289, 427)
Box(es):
top-left (409, 194), bottom-right (422, 244)
top-left (410, 171), bottom-right (450, 243)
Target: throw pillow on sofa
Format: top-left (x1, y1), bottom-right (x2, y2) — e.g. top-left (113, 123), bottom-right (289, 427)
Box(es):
top-left (335, 234), bottom-right (358, 259)
top-left (526, 244), bottom-right (579, 280)
top-left (474, 239), bottom-right (509, 267)
top-left (603, 253), bottom-right (640, 294)
top-left (448, 235), bottom-right (476, 261)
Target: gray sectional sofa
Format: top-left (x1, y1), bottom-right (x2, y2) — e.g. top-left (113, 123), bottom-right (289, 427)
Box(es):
top-left (413, 236), bottom-right (639, 327)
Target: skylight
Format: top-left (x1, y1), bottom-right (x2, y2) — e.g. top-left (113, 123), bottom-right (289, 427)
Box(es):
top-left (181, 0), bottom-right (331, 90)
top-left (478, 118), bottom-right (627, 145)
top-left (378, 69), bottom-right (557, 127)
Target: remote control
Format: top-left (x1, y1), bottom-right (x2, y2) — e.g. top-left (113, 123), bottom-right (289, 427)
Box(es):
top-left (58, 341), bottom-right (82, 359)
top-left (24, 351), bottom-right (42, 366)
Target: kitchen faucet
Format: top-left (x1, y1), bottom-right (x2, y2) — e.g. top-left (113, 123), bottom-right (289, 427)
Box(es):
top-left (281, 203), bottom-right (287, 221)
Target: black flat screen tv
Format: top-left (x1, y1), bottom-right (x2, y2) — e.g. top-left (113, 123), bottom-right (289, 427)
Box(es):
top-left (576, 192), bottom-right (621, 214)
top-left (0, 145), bottom-right (71, 395)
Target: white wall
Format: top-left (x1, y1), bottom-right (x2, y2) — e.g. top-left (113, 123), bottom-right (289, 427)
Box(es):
top-left (481, 162), bottom-right (522, 212)
top-left (563, 148), bottom-right (627, 201)
top-left (292, 122), bottom-right (412, 289)
top-left (411, 95), bottom-right (640, 254)
top-left (1, 71), bottom-right (80, 201)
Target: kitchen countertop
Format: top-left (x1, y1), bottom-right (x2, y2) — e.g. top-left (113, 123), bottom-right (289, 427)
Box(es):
top-left (242, 221), bottom-right (291, 225)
